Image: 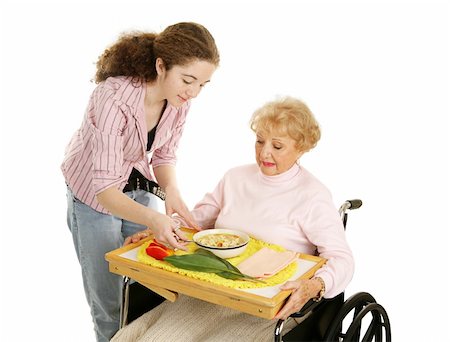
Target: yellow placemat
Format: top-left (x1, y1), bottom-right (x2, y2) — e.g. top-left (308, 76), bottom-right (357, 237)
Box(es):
top-left (137, 233), bottom-right (297, 289)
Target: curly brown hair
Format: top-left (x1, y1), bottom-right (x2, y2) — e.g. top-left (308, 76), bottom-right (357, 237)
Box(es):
top-left (95, 22), bottom-right (220, 83)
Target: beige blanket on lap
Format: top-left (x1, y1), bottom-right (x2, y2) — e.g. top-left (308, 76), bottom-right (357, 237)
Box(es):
top-left (111, 295), bottom-right (300, 342)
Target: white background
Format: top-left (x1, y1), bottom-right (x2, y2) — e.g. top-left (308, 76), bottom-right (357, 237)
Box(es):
top-left (0, 0), bottom-right (449, 341)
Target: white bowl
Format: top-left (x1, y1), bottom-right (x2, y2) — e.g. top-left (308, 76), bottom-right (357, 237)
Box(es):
top-left (193, 228), bottom-right (250, 259)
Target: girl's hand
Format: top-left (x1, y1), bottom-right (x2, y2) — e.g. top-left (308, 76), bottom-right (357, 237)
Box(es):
top-left (164, 186), bottom-right (200, 230)
top-left (148, 212), bottom-right (188, 250)
top-left (124, 229), bottom-right (152, 246)
top-left (124, 213), bottom-right (188, 250)
top-left (274, 278), bottom-right (323, 320)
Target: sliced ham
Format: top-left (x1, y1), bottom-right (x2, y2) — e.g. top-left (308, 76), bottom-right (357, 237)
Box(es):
top-left (236, 247), bottom-right (298, 278)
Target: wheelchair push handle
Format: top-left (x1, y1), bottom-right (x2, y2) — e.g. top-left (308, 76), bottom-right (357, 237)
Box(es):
top-left (339, 199), bottom-right (362, 230)
top-left (339, 199), bottom-right (362, 214)
top-left (347, 199), bottom-right (362, 209)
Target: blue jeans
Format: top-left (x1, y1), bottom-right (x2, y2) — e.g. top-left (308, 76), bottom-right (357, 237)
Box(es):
top-left (66, 188), bottom-right (158, 342)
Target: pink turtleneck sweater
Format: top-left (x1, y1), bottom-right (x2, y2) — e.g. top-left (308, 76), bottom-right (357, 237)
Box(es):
top-left (187, 163), bottom-right (354, 298)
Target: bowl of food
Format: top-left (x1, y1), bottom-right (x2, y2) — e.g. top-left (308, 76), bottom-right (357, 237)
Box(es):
top-left (193, 228), bottom-right (250, 259)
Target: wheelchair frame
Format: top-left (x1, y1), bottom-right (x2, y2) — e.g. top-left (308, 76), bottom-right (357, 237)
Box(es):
top-left (274, 200), bottom-right (392, 342)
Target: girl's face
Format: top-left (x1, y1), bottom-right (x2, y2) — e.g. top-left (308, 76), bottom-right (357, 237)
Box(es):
top-left (156, 58), bottom-right (216, 107)
top-left (255, 129), bottom-right (303, 176)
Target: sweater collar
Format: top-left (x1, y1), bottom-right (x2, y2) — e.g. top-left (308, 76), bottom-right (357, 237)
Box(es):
top-left (258, 162), bottom-right (301, 184)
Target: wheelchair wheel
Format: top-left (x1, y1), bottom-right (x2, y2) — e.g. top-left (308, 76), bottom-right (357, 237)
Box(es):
top-left (323, 292), bottom-right (391, 342)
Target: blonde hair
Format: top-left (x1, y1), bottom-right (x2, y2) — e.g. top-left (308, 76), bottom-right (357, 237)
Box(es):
top-left (250, 97), bottom-right (321, 152)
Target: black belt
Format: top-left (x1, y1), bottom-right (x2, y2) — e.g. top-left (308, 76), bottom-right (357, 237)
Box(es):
top-left (123, 176), bottom-right (166, 201)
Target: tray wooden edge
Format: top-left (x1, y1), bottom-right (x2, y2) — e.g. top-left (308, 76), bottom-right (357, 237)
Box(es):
top-left (105, 239), bottom-right (327, 319)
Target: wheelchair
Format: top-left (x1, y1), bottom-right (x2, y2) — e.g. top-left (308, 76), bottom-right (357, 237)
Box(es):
top-left (274, 200), bottom-right (391, 342)
top-left (120, 198), bottom-right (391, 342)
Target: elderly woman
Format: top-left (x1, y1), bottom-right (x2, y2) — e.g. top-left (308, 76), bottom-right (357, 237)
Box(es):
top-left (113, 97), bottom-right (354, 342)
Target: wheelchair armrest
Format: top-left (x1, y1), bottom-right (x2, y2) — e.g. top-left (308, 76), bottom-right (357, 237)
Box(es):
top-left (274, 294), bottom-right (343, 341)
top-left (290, 298), bottom-right (326, 318)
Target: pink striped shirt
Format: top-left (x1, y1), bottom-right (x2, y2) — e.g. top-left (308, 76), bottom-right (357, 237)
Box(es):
top-left (61, 76), bottom-right (190, 214)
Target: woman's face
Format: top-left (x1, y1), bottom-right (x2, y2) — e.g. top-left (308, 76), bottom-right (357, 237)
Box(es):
top-left (157, 59), bottom-right (216, 107)
top-left (255, 129), bottom-right (302, 176)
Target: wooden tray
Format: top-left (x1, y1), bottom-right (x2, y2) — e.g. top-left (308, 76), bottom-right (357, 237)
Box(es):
top-left (105, 238), bottom-right (326, 319)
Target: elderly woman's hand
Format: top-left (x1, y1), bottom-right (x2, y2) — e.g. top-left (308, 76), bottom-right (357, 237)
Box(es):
top-left (274, 278), bottom-right (323, 320)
